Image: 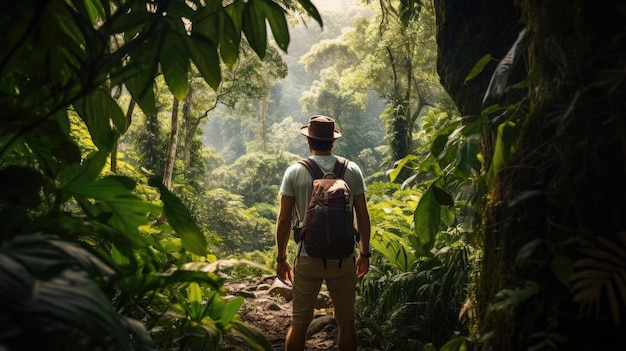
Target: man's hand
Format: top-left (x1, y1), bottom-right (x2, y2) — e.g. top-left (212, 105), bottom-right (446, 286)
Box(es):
top-left (356, 256), bottom-right (370, 279)
top-left (276, 261), bottom-right (293, 287)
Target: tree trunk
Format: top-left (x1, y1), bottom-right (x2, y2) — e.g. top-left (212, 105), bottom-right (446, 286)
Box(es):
top-left (163, 97), bottom-right (179, 190)
top-left (181, 83), bottom-right (194, 167)
top-left (435, 0), bottom-right (626, 350)
top-left (259, 95), bottom-right (268, 152)
top-left (146, 105), bottom-right (161, 175)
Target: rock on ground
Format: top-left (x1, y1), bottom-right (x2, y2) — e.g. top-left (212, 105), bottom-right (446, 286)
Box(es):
top-left (221, 275), bottom-right (381, 350)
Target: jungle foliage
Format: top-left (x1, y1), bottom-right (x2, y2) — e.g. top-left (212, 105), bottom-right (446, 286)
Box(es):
top-left (0, 0), bottom-right (321, 349)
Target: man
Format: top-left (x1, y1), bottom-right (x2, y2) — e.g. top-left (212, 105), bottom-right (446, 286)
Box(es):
top-left (275, 115), bottom-right (371, 351)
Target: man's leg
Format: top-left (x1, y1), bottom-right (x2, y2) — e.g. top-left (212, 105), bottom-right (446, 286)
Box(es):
top-left (336, 320), bottom-right (357, 351)
top-left (288, 256), bottom-right (324, 350)
top-left (285, 323), bottom-right (308, 351)
top-left (326, 257), bottom-right (358, 351)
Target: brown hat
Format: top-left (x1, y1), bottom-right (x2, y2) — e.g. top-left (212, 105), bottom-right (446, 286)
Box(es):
top-left (299, 115), bottom-right (342, 141)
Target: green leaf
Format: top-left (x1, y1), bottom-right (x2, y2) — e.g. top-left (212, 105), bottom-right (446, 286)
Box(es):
top-left (0, 249), bottom-right (134, 350)
top-left (465, 53), bottom-right (492, 83)
top-left (195, 5), bottom-right (241, 69)
top-left (224, 0), bottom-right (245, 31)
top-left (416, 156), bottom-right (442, 178)
top-left (35, 269), bottom-right (132, 349)
top-left (431, 120), bottom-right (461, 159)
top-left (221, 296), bottom-right (244, 324)
top-left (82, 0), bottom-right (106, 24)
top-left (57, 149), bottom-right (109, 189)
top-left (398, 0), bottom-right (421, 25)
top-left (414, 185), bottom-right (441, 248)
top-left (387, 154), bottom-right (418, 183)
top-left (125, 42), bottom-right (158, 116)
top-left (64, 176), bottom-right (161, 246)
top-left (486, 120), bottom-right (519, 185)
top-left (439, 337), bottom-right (471, 351)
top-left (188, 282), bottom-right (203, 304)
top-left (460, 111), bottom-right (489, 136)
top-left (371, 231), bottom-right (416, 272)
top-left (483, 28), bottom-right (529, 105)
top-left (160, 25), bottom-right (190, 101)
top-left (3, 234), bottom-right (116, 279)
top-left (431, 134), bottom-right (449, 159)
top-left (159, 269), bottom-right (223, 292)
top-left (295, 0), bottom-right (323, 27)
top-left (189, 34), bottom-right (222, 90)
top-left (22, 112), bottom-right (82, 176)
top-left (489, 281), bottom-right (539, 312)
top-left (231, 319), bottom-right (273, 351)
top-left (242, 0), bottom-right (268, 58)
top-left (181, 258), bottom-right (272, 276)
top-left (185, 282), bottom-right (205, 321)
top-left (260, 0), bottom-right (289, 52)
top-left (149, 177), bottom-right (208, 256)
top-left (441, 205), bottom-right (456, 227)
top-left (1, 4), bottom-right (31, 67)
top-left (550, 255), bottom-right (573, 288)
top-left (110, 244), bottom-right (132, 266)
top-left (108, 11), bottom-right (146, 34)
top-left (73, 88), bottom-right (125, 149)
top-left (432, 185), bottom-right (454, 206)
top-left (456, 133), bottom-right (481, 177)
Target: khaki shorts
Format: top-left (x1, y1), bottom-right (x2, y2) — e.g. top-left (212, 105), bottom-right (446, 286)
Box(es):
top-left (291, 255), bottom-right (357, 326)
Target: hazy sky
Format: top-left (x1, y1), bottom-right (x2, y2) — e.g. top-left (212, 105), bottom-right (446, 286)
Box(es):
top-left (312, 0), bottom-right (358, 9)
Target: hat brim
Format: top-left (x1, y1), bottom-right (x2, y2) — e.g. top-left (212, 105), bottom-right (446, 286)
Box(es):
top-left (299, 126), bottom-right (342, 140)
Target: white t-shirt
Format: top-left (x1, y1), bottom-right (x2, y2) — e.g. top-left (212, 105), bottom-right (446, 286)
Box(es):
top-left (279, 154), bottom-right (366, 227)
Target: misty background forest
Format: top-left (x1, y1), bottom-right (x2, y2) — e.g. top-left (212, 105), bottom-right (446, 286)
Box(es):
top-left (116, 0), bottom-right (457, 261)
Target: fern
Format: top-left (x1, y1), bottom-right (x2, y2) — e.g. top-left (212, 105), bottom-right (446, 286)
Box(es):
top-left (570, 234), bottom-right (626, 323)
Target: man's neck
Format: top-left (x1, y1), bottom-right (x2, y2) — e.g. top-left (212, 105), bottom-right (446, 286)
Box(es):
top-left (311, 150), bottom-right (332, 156)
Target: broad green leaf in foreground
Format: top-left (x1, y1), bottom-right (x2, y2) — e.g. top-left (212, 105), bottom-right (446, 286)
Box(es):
top-left (64, 176), bottom-right (161, 246)
top-left (414, 183), bottom-right (453, 248)
top-left (149, 177), bottom-right (208, 256)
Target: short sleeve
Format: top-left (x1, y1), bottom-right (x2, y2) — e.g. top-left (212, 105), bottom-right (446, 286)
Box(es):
top-left (278, 163), bottom-right (299, 197)
top-left (345, 161), bottom-right (366, 196)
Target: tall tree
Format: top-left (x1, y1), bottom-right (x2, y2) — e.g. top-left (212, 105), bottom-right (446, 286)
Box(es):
top-left (371, 0), bottom-right (455, 163)
top-left (435, 0), bottom-right (626, 349)
top-left (181, 80), bottom-right (196, 167)
top-left (163, 97), bottom-right (180, 189)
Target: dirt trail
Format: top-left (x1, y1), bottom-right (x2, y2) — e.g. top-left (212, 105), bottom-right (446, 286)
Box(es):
top-left (222, 275), bottom-right (361, 351)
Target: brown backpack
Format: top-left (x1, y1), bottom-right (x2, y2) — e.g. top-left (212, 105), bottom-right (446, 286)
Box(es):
top-left (296, 157), bottom-right (358, 262)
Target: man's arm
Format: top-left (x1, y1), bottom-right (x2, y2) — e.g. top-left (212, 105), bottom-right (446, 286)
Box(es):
top-left (353, 193), bottom-right (371, 278)
top-left (275, 194), bottom-right (295, 285)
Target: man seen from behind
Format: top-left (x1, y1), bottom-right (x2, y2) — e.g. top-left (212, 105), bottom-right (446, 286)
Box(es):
top-left (275, 115), bottom-right (371, 351)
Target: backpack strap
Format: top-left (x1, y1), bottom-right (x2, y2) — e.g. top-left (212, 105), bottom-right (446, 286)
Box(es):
top-left (333, 157), bottom-right (353, 238)
top-left (332, 157), bottom-right (349, 179)
top-left (298, 157), bottom-right (324, 179)
top-left (299, 157), bottom-right (349, 179)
